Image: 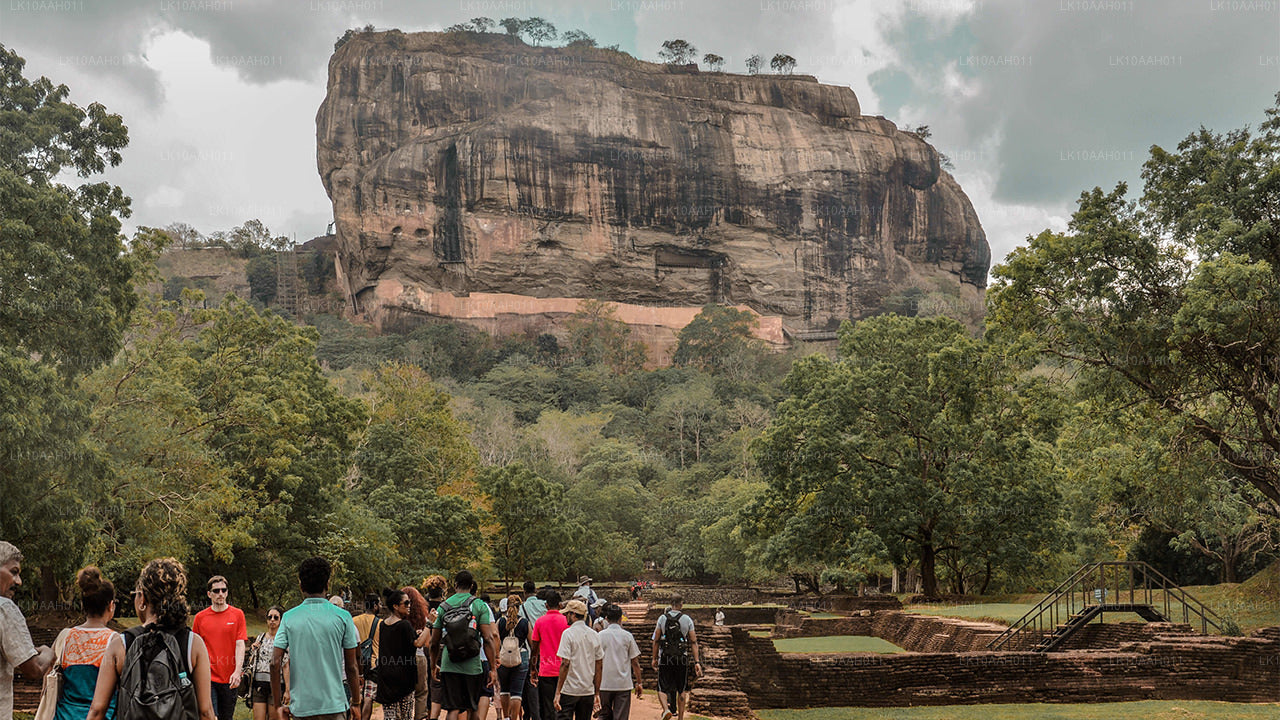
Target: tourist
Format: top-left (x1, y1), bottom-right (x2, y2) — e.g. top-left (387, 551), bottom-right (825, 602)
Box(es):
top-left (52, 566), bottom-right (119, 720)
top-left (401, 587), bottom-right (430, 720)
top-left (551, 600), bottom-right (601, 720)
top-left (590, 600), bottom-right (608, 632)
top-left (517, 582), bottom-right (545, 720)
top-left (192, 575), bottom-right (247, 720)
top-left (596, 604), bottom-right (641, 720)
top-left (1, 541), bottom-right (55, 719)
top-left (247, 606), bottom-right (288, 720)
top-left (529, 589), bottom-right (567, 720)
top-left (376, 589), bottom-right (418, 720)
top-left (428, 570), bottom-right (498, 720)
top-left (86, 557), bottom-right (217, 720)
top-left (651, 596), bottom-right (701, 720)
top-left (422, 577), bottom-right (447, 720)
top-left (714, 608), bottom-right (725, 627)
top-left (271, 556), bottom-right (362, 720)
top-left (330, 596), bottom-right (346, 610)
top-left (571, 577), bottom-right (598, 621)
top-left (496, 593), bottom-right (530, 720)
top-left (472, 584), bottom-right (498, 720)
top-left (353, 593), bottom-right (382, 720)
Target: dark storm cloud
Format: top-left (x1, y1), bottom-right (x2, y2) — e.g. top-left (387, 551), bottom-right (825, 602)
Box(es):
top-left (877, 0), bottom-right (1280, 205)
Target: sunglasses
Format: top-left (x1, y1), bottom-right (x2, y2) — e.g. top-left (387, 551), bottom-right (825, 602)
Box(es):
top-left (268, 615), bottom-right (281, 621)
top-left (211, 588), bottom-right (228, 594)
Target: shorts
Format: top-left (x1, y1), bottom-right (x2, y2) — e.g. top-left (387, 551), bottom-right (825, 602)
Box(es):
top-left (250, 679), bottom-right (273, 705)
top-left (440, 671), bottom-right (485, 711)
top-left (364, 677), bottom-right (378, 703)
top-left (658, 661), bottom-right (691, 695)
top-left (496, 662), bottom-right (528, 698)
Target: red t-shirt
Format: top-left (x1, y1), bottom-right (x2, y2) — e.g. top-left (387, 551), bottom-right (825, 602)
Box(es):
top-left (192, 605), bottom-right (247, 683)
top-left (530, 609), bottom-right (569, 677)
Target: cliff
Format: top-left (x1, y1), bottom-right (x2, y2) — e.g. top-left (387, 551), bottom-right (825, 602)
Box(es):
top-left (316, 31), bottom-right (990, 355)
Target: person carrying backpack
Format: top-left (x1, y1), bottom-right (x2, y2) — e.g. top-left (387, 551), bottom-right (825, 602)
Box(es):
top-left (85, 557), bottom-right (217, 720)
top-left (352, 593), bottom-right (382, 720)
top-left (649, 597), bottom-right (701, 720)
top-left (427, 571), bottom-right (497, 720)
top-left (495, 593), bottom-right (530, 720)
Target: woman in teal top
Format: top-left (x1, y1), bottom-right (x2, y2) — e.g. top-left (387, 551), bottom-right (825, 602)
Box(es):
top-left (55, 566), bottom-right (119, 720)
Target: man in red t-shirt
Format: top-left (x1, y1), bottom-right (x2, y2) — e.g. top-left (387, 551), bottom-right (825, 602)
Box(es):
top-left (192, 575), bottom-right (247, 720)
top-left (529, 589), bottom-right (568, 720)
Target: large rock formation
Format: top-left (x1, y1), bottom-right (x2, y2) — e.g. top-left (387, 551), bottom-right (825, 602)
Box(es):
top-left (317, 31), bottom-right (989, 357)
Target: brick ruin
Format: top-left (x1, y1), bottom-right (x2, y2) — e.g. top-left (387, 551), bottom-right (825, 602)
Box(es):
top-left (620, 602), bottom-right (1280, 717)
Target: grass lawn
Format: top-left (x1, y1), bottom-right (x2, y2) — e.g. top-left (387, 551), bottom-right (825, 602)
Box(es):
top-left (773, 635), bottom-right (906, 654)
top-left (757, 700), bottom-right (1280, 720)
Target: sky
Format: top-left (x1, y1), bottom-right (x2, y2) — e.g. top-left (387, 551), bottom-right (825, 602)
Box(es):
top-left (1, 0), bottom-right (1277, 269)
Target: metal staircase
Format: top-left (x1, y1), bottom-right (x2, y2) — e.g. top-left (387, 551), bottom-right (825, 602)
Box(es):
top-left (987, 561), bottom-right (1224, 652)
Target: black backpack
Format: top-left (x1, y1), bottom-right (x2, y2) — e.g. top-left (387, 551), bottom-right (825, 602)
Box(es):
top-left (441, 595), bottom-right (481, 662)
top-left (660, 611), bottom-right (690, 664)
top-left (358, 617), bottom-right (382, 673)
top-left (117, 625), bottom-right (199, 720)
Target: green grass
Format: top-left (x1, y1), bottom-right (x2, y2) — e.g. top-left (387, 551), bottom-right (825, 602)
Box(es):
top-left (773, 635), bottom-right (906, 654)
top-left (757, 700), bottom-right (1280, 720)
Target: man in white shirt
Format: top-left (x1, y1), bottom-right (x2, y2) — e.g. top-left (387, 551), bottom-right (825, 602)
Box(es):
top-left (553, 600), bottom-right (602, 720)
top-left (596, 604), bottom-right (641, 720)
top-left (0, 542), bottom-right (54, 720)
top-left (572, 576), bottom-right (598, 621)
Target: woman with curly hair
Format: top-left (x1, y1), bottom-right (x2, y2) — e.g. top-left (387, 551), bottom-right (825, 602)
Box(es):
top-left (400, 587), bottom-right (431, 720)
top-left (86, 558), bottom-right (216, 720)
top-left (419, 576), bottom-right (447, 719)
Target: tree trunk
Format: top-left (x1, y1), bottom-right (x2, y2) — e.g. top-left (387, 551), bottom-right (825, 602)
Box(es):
top-left (979, 560), bottom-right (993, 595)
top-left (248, 578), bottom-right (261, 610)
top-left (920, 542), bottom-right (939, 598)
top-left (41, 565), bottom-right (59, 604)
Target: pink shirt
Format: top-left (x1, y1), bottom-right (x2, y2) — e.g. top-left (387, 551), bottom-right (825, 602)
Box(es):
top-left (530, 609), bottom-right (569, 677)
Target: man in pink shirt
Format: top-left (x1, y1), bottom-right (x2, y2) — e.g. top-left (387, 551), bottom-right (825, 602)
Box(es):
top-left (528, 589), bottom-right (567, 720)
top-left (192, 575), bottom-right (247, 720)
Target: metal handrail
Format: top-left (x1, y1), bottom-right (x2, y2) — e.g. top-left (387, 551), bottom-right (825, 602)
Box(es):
top-left (986, 561), bottom-right (1224, 651)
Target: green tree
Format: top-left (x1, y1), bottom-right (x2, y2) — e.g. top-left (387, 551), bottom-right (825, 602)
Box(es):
top-left (673, 304), bottom-right (764, 374)
top-left (246, 253), bottom-right (277, 305)
top-left (0, 44), bottom-right (152, 599)
top-left (480, 463), bottom-right (578, 584)
top-left (659, 39), bottom-right (697, 65)
top-left (754, 315), bottom-right (1063, 596)
top-left (745, 54), bottom-right (761, 74)
top-left (770, 54), bottom-right (796, 74)
top-left (988, 95), bottom-right (1280, 520)
top-left (522, 17), bottom-right (557, 46)
top-left (701, 53), bottom-right (724, 72)
top-left (565, 299), bottom-right (647, 373)
top-left (499, 17), bottom-right (525, 37)
top-left (561, 30), bottom-right (596, 47)
top-left (470, 17), bottom-right (495, 33)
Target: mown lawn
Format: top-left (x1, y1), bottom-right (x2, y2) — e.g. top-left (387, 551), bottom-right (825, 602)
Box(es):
top-left (757, 700), bottom-right (1280, 720)
top-left (773, 635), bottom-right (906, 654)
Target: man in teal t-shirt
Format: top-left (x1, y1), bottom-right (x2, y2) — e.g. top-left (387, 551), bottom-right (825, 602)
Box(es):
top-left (272, 557), bottom-right (360, 720)
top-left (429, 570), bottom-right (498, 720)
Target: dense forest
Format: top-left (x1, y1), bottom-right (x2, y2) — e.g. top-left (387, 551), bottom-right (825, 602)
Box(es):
top-left (2, 42), bottom-right (1277, 609)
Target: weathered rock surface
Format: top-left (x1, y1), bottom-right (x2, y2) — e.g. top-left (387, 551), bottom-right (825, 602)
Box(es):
top-left (317, 31), bottom-right (990, 351)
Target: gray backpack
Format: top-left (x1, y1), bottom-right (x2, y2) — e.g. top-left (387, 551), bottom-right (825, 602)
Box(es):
top-left (118, 626), bottom-right (199, 720)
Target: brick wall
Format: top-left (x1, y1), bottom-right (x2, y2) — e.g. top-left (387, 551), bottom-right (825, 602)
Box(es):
top-left (732, 626), bottom-right (1280, 708)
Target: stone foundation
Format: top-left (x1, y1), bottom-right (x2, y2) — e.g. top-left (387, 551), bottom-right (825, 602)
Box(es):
top-left (732, 626), bottom-right (1280, 708)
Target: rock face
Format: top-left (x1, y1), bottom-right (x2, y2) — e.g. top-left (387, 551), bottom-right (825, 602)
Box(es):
top-left (317, 31), bottom-right (990, 353)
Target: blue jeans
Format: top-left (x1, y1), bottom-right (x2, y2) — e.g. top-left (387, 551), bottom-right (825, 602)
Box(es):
top-left (210, 681), bottom-right (237, 720)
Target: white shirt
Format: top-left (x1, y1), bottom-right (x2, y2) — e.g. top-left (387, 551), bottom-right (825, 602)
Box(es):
top-left (598, 624), bottom-right (640, 692)
top-left (556, 620), bottom-right (603, 697)
top-left (1, 596), bottom-right (38, 720)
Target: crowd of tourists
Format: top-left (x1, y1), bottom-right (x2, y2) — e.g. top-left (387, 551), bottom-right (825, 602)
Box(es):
top-left (0, 541), bottom-right (705, 720)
